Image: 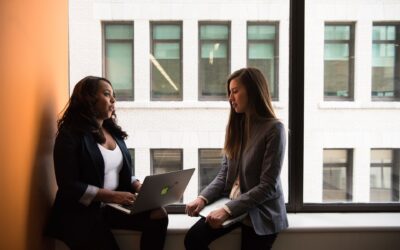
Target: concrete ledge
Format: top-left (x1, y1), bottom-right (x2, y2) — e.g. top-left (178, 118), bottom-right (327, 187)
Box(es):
top-left (56, 213), bottom-right (400, 250)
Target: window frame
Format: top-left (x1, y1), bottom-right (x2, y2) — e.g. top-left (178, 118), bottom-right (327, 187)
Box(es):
top-left (102, 21), bottom-right (134, 101)
top-left (150, 21), bottom-right (183, 101)
top-left (246, 21), bottom-right (280, 101)
top-left (323, 22), bottom-right (355, 101)
top-left (198, 21), bottom-right (231, 101)
top-left (371, 22), bottom-right (400, 101)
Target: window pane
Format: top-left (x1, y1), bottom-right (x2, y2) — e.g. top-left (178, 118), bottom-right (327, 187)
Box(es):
top-left (323, 149), bottom-right (352, 202)
top-left (200, 25), bottom-right (228, 39)
top-left (370, 149), bottom-right (400, 202)
top-left (324, 24), bottom-right (353, 100)
top-left (247, 23), bottom-right (279, 101)
top-left (372, 24), bottom-right (399, 100)
top-left (248, 25), bottom-right (276, 40)
top-left (104, 23), bottom-right (134, 100)
top-left (199, 23), bottom-right (230, 100)
top-left (106, 43), bottom-right (133, 91)
top-left (105, 24), bottom-right (133, 39)
top-left (305, 1), bottom-right (400, 207)
top-left (199, 149), bottom-right (222, 193)
top-left (151, 23), bottom-right (182, 100)
top-left (151, 149), bottom-right (182, 174)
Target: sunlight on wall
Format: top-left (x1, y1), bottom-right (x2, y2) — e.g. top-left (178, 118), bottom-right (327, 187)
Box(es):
top-left (0, 1), bottom-right (68, 249)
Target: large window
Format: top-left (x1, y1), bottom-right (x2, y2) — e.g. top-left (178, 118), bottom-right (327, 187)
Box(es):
top-left (103, 22), bottom-right (134, 100)
top-left (150, 22), bottom-right (182, 100)
top-left (151, 149), bottom-right (183, 174)
top-left (247, 22), bottom-right (279, 100)
top-left (370, 149), bottom-right (400, 202)
top-left (372, 23), bottom-right (400, 101)
top-left (323, 149), bottom-right (353, 202)
top-left (198, 149), bottom-right (222, 193)
top-left (198, 22), bottom-right (230, 100)
top-left (324, 23), bottom-right (354, 100)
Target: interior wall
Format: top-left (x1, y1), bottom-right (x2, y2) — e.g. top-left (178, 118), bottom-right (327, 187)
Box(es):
top-left (0, 1), bottom-right (68, 249)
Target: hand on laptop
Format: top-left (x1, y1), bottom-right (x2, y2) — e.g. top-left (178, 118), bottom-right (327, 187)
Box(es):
top-left (112, 191), bottom-right (136, 206)
top-left (132, 180), bottom-right (142, 193)
top-left (205, 208), bottom-right (230, 229)
top-left (186, 197), bottom-right (206, 217)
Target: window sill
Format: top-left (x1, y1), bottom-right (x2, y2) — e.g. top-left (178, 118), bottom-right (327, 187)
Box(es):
top-left (113, 213), bottom-right (400, 234)
top-left (318, 101), bottom-right (400, 109)
top-left (116, 101), bottom-right (286, 110)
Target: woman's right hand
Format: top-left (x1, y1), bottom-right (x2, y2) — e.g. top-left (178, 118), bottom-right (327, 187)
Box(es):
top-left (185, 197), bottom-right (206, 217)
top-left (111, 191), bottom-right (136, 206)
top-left (96, 189), bottom-right (136, 206)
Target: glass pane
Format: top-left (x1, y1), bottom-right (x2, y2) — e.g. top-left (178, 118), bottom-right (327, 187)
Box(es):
top-left (372, 25), bottom-right (398, 99)
top-left (153, 25), bottom-right (181, 39)
top-left (249, 43), bottom-right (274, 59)
top-left (105, 24), bottom-right (133, 39)
top-left (106, 43), bottom-right (133, 91)
top-left (248, 25), bottom-right (276, 40)
top-left (151, 149), bottom-right (182, 174)
top-left (305, 1), bottom-right (400, 206)
top-left (199, 149), bottom-right (222, 193)
top-left (154, 43), bottom-right (180, 59)
top-left (151, 58), bottom-right (181, 99)
top-left (325, 25), bottom-right (350, 40)
top-left (201, 43), bottom-right (227, 59)
top-left (200, 25), bottom-right (228, 39)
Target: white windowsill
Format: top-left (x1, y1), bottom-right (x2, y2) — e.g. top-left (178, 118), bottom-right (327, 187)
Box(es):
top-left (318, 101), bottom-right (400, 109)
top-left (113, 213), bottom-right (400, 235)
top-left (116, 101), bottom-right (286, 110)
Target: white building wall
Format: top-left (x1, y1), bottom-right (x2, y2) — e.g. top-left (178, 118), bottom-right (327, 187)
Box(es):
top-left (304, 0), bottom-right (400, 202)
top-left (69, 0), bottom-right (399, 203)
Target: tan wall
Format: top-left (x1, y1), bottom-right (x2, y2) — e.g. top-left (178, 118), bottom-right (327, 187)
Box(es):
top-left (0, 1), bottom-right (68, 249)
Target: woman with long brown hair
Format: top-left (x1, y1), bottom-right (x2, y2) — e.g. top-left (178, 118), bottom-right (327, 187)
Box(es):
top-left (185, 68), bottom-right (288, 250)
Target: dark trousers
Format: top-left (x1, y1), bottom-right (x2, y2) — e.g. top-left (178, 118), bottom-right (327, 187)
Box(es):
top-left (184, 218), bottom-right (278, 250)
top-left (63, 206), bottom-right (168, 250)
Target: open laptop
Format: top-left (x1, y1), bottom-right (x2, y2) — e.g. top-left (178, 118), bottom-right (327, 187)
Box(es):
top-left (107, 168), bottom-right (195, 214)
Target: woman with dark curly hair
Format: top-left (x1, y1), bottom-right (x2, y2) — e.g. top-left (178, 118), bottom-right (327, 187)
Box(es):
top-left (185, 68), bottom-right (288, 250)
top-left (46, 76), bottom-right (168, 250)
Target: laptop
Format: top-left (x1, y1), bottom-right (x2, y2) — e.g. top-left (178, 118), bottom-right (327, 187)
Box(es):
top-left (199, 197), bottom-right (248, 227)
top-left (107, 168), bottom-right (195, 214)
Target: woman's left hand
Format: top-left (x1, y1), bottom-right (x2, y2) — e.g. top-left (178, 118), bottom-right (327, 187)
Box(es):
top-left (205, 208), bottom-right (230, 229)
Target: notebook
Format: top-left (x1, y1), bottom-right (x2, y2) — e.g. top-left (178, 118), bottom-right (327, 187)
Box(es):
top-left (107, 168), bottom-right (195, 214)
top-left (199, 197), bottom-right (248, 227)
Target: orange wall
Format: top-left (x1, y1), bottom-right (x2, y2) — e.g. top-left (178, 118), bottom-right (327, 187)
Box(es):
top-left (0, 1), bottom-right (68, 249)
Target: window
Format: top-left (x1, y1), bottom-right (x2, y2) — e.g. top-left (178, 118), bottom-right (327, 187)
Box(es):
top-left (150, 22), bottom-right (182, 100)
top-left (372, 23), bottom-right (400, 100)
top-left (370, 149), bottom-right (400, 202)
top-left (103, 22), bottom-right (134, 100)
top-left (128, 148), bottom-right (135, 176)
top-left (324, 23), bottom-right (354, 100)
top-left (151, 149), bottom-right (183, 174)
top-left (198, 149), bottom-right (222, 193)
top-left (323, 149), bottom-right (353, 202)
top-left (247, 22), bottom-right (279, 100)
top-left (198, 22), bottom-right (230, 100)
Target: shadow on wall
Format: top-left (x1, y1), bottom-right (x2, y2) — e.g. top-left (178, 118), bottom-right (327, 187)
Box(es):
top-left (26, 97), bottom-right (58, 250)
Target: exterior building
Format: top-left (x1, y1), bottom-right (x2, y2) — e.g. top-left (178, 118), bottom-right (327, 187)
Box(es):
top-left (69, 0), bottom-right (400, 204)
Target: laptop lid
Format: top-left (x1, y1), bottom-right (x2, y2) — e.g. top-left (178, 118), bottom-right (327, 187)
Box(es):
top-left (108, 168), bottom-right (195, 214)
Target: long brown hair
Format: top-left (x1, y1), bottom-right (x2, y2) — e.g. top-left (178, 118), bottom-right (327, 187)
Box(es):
top-left (57, 76), bottom-right (127, 143)
top-left (224, 67), bottom-right (276, 160)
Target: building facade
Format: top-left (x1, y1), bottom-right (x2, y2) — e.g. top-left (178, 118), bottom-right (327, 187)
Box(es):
top-left (69, 0), bottom-right (400, 204)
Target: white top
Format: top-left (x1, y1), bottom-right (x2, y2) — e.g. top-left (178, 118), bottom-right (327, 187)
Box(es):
top-left (97, 143), bottom-right (123, 190)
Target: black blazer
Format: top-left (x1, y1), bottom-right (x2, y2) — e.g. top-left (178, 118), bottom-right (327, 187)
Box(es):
top-left (46, 127), bottom-right (133, 240)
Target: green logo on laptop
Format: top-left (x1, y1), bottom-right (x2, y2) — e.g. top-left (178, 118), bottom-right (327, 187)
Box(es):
top-left (161, 186), bottom-right (169, 195)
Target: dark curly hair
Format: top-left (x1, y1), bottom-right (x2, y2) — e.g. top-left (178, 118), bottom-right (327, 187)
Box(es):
top-left (57, 76), bottom-right (127, 143)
